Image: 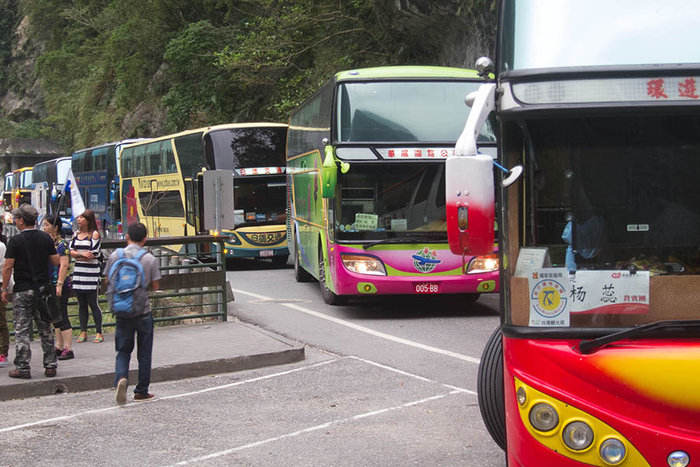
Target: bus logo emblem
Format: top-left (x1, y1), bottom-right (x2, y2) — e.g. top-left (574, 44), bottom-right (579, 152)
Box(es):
top-left (531, 280), bottom-right (567, 318)
top-left (412, 248), bottom-right (441, 273)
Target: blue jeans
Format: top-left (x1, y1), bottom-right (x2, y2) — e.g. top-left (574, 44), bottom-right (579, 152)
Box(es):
top-left (114, 313), bottom-right (153, 395)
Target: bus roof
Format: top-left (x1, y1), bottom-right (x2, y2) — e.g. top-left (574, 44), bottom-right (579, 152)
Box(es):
top-left (71, 138), bottom-right (149, 155)
top-left (33, 156), bottom-right (71, 167)
top-left (335, 66), bottom-right (481, 82)
top-left (119, 122), bottom-right (288, 149)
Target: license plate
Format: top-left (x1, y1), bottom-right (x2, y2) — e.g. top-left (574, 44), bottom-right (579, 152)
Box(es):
top-left (414, 282), bottom-right (440, 294)
top-left (259, 250), bottom-right (273, 257)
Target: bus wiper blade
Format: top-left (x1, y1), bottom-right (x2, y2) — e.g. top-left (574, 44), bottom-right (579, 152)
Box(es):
top-left (362, 237), bottom-right (411, 249)
top-left (362, 233), bottom-right (444, 249)
top-left (578, 320), bottom-right (700, 354)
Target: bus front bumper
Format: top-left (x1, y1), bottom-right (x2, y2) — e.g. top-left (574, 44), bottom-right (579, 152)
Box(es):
top-left (332, 265), bottom-right (499, 296)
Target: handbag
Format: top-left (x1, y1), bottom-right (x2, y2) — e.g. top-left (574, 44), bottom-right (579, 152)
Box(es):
top-left (37, 282), bottom-right (61, 325)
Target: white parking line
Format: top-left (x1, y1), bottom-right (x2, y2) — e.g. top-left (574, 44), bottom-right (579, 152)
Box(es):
top-left (234, 288), bottom-right (481, 365)
top-left (170, 390), bottom-right (467, 466)
top-left (0, 360), bottom-right (337, 434)
top-left (348, 356), bottom-right (477, 395)
top-left (0, 356), bottom-right (471, 436)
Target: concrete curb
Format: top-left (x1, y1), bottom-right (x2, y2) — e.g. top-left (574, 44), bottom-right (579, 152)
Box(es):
top-left (0, 346), bottom-right (305, 401)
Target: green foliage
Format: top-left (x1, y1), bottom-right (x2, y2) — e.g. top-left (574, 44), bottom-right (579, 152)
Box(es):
top-left (0, 0), bottom-right (20, 95)
top-left (214, 0), bottom-right (388, 121)
top-left (14, 0), bottom-right (495, 149)
top-left (0, 118), bottom-right (53, 138)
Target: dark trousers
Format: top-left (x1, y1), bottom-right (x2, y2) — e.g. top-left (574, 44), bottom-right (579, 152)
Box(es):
top-left (55, 288), bottom-right (72, 331)
top-left (114, 313), bottom-right (153, 395)
top-left (76, 290), bottom-right (102, 333)
top-left (0, 301), bottom-right (9, 357)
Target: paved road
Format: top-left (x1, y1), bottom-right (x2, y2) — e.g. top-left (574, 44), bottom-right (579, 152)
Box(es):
top-left (226, 258), bottom-right (507, 466)
top-left (0, 258), bottom-right (507, 466)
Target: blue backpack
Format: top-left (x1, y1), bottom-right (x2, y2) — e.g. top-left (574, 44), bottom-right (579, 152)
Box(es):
top-left (107, 248), bottom-right (148, 317)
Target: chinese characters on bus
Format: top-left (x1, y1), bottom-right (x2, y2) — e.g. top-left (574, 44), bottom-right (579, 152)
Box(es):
top-left (528, 270), bottom-right (650, 327)
top-left (647, 78), bottom-right (699, 99)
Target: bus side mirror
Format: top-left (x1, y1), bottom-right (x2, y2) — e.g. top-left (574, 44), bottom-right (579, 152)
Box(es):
top-left (322, 141), bottom-right (337, 199)
top-left (446, 83), bottom-right (524, 256)
top-left (446, 154), bottom-right (495, 256)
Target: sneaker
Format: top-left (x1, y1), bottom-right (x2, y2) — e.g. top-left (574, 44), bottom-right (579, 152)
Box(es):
top-left (9, 369), bottom-right (31, 379)
top-left (133, 392), bottom-right (155, 401)
top-left (57, 349), bottom-right (74, 360)
top-left (54, 348), bottom-right (62, 357)
top-left (0, 354), bottom-right (7, 368)
top-left (44, 367), bottom-right (57, 378)
top-left (115, 377), bottom-right (128, 405)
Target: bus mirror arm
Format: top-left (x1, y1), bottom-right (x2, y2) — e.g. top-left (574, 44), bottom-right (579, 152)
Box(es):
top-left (456, 83), bottom-right (497, 158)
top-left (456, 83), bottom-right (523, 188)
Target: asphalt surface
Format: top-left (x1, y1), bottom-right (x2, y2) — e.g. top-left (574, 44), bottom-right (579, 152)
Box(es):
top-left (0, 318), bottom-right (305, 401)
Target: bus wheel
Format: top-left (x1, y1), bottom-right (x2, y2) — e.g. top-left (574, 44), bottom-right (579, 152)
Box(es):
top-left (272, 254), bottom-right (289, 267)
top-left (477, 326), bottom-right (506, 451)
top-left (294, 249), bottom-right (314, 282)
top-left (318, 247), bottom-right (347, 306)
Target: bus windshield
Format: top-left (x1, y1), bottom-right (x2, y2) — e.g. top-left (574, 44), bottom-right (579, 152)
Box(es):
top-left (57, 158), bottom-right (71, 185)
top-left (528, 114), bottom-right (700, 276)
top-left (234, 176), bottom-right (286, 226)
top-left (501, 0), bottom-right (700, 71)
top-left (336, 81), bottom-right (495, 143)
top-left (20, 171), bottom-right (32, 189)
top-left (336, 163), bottom-right (446, 241)
top-left (206, 127), bottom-right (287, 170)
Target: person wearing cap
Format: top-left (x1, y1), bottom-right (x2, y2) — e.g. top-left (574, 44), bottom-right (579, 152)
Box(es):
top-left (1, 204), bottom-right (60, 379)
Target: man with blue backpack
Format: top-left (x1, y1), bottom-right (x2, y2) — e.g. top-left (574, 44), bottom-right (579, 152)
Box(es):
top-left (106, 222), bottom-right (161, 404)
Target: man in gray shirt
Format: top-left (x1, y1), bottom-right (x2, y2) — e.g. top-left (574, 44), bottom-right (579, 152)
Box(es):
top-left (106, 222), bottom-right (161, 404)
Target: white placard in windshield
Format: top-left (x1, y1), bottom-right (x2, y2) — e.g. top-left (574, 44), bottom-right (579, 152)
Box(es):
top-left (568, 270), bottom-right (649, 315)
top-left (528, 269), bottom-right (570, 327)
top-left (528, 269), bottom-right (650, 327)
top-left (354, 213), bottom-right (378, 231)
top-left (391, 219), bottom-right (407, 231)
top-left (515, 247), bottom-right (552, 277)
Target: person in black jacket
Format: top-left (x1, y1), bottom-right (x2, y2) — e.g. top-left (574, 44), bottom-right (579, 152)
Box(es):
top-left (2, 204), bottom-right (60, 379)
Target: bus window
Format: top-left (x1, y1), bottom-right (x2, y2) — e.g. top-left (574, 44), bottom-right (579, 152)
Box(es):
top-left (138, 190), bottom-right (184, 217)
top-left (92, 147), bottom-right (109, 171)
top-left (56, 158), bottom-right (71, 185)
top-left (20, 170), bottom-right (32, 189)
top-left (174, 133), bottom-right (205, 178)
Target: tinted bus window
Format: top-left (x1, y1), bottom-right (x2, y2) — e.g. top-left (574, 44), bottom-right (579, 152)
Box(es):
top-left (206, 127), bottom-right (287, 170)
top-left (138, 190), bottom-right (184, 217)
top-left (336, 81), bottom-right (494, 143)
top-left (174, 132), bottom-right (205, 178)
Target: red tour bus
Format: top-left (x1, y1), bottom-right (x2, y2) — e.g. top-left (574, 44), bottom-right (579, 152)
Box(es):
top-left (446, 1), bottom-right (700, 466)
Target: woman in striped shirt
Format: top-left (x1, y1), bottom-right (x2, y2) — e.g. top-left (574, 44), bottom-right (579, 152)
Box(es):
top-left (69, 209), bottom-right (104, 343)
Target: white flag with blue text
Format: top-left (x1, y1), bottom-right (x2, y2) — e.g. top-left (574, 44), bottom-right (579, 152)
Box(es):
top-left (65, 168), bottom-right (85, 218)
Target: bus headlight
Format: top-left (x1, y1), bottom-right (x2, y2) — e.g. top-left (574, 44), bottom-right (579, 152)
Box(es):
top-left (529, 402), bottom-right (559, 432)
top-left (667, 451), bottom-right (690, 467)
top-left (341, 254), bottom-right (386, 275)
top-left (599, 438), bottom-right (626, 464)
top-left (466, 254), bottom-right (499, 274)
top-left (562, 421), bottom-right (594, 451)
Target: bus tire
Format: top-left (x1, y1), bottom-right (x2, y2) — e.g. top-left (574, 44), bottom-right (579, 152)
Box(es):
top-left (294, 249), bottom-right (314, 282)
top-left (318, 246), bottom-right (347, 306)
top-left (477, 326), bottom-right (506, 451)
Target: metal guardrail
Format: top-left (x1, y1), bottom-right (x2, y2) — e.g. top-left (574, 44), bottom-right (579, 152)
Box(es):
top-left (5, 235), bottom-right (231, 335)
